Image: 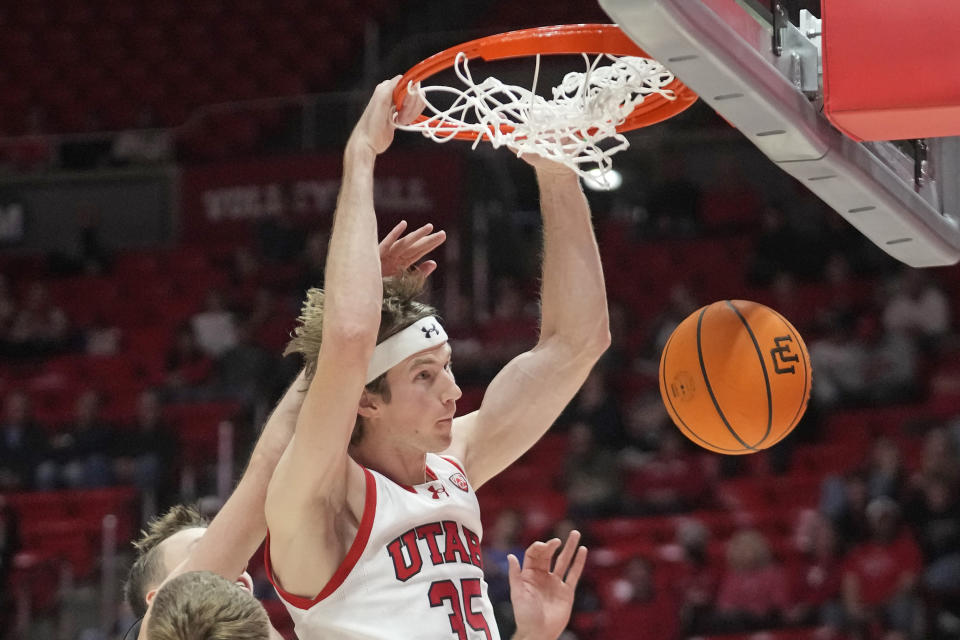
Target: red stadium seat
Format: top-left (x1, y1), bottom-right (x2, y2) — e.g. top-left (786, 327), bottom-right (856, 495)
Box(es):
top-left (65, 486), bottom-right (139, 543)
top-left (3, 491), bottom-right (70, 522)
top-left (11, 551), bottom-right (64, 613)
top-left (589, 516), bottom-right (677, 547)
top-left (164, 401), bottom-right (243, 463)
top-left (19, 516), bottom-right (100, 579)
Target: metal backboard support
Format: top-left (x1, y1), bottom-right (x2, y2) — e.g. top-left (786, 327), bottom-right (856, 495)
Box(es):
top-left (599, 0), bottom-right (960, 267)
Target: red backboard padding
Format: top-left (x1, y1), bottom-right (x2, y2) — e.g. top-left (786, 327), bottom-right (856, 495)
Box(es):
top-left (822, 0), bottom-right (960, 141)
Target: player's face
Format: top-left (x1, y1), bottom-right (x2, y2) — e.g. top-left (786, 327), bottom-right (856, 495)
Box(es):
top-left (379, 342), bottom-right (461, 451)
top-left (156, 527), bottom-right (255, 593)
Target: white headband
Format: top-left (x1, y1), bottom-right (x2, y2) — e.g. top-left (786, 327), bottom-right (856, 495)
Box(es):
top-left (366, 316), bottom-right (448, 383)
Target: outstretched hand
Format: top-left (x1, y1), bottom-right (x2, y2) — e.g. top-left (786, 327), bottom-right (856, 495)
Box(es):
top-left (349, 77), bottom-right (426, 157)
top-left (378, 220), bottom-right (445, 278)
top-left (509, 530), bottom-right (588, 640)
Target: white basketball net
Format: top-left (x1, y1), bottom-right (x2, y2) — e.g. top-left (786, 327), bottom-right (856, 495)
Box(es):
top-left (395, 53), bottom-right (678, 187)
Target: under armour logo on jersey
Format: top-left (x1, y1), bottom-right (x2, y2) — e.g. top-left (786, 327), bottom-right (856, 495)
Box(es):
top-left (421, 324), bottom-right (439, 339)
top-left (427, 484), bottom-right (449, 500)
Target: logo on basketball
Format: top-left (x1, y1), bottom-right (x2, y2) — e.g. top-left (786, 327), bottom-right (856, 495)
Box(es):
top-left (449, 473), bottom-right (469, 492)
top-left (670, 372), bottom-right (696, 402)
top-left (769, 335), bottom-right (799, 374)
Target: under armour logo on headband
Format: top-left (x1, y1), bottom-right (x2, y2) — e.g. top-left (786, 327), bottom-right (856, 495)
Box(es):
top-left (366, 316), bottom-right (448, 383)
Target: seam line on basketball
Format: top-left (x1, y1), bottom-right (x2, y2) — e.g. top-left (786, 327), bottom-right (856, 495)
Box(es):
top-left (697, 306), bottom-right (755, 451)
top-left (768, 308), bottom-right (810, 444)
top-left (724, 300), bottom-right (774, 448)
top-left (661, 325), bottom-right (741, 453)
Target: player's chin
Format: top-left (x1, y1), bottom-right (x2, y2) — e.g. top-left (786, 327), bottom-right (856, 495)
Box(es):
top-left (430, 419), bottom-right (454, 449)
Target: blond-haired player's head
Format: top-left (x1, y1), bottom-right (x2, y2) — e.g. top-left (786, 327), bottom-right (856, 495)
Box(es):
top-left (125, 505), bottom-right (253, 618)
top-left (143, 571), bottom-right (269, 640)
top-left (285, 272), bottom-right (445, 446)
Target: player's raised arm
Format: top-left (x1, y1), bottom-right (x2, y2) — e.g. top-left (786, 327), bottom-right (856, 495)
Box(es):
top-left (264, 78), bottom-right (432, 598)
top-left (447, 156), bottom-right (610, 488)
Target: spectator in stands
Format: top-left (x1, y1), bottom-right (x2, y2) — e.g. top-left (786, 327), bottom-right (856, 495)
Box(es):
top-left (625, 430), bottom-right (710, 514)
top-left (621, 390), bottom-right (671, 461)
top-left (561, 368), bottom-right (625, 448)
top-left (913, 427), bottom-right (960, 489)
top-left (483, 509), bottom-right (527, 635)
top-left (0, 275), bottom-right (16, 336)
top-left (37, 390), bottom-right (115, 489)
top-left (84, 312), bottom-right (122, 355)
top-left (113, 390), bottom-right (178, 511)
top-left (76, 208), bottom-right (113, 275)
top-left (0, 496), bottom-right (20, 632)
top-left (904, 473), bottom-right (960, 599)
top-left (603, 556), bottom-right (679, 640)
top-left (787, 511), bottom-right (845, 631)
top-left (190, 288), bottom-right (238, 358)
top-left (213, 324), bottom-right (275, 403)
top-left (843, 497), bottom-right (924, 639)
top-left (0, 390), bottom-right (46, 490)
top-left (865, 436), bottom-right (907, 502)
top-left (809, 316), bottom-right (869, 409)
top-left (48, 206), bottom-right (113, 276)
top-left (161, 324), bottom-right (214, 402)
top-left (562, 422), bottom-right (622, 519)
top-left (823, 471), bottom-right (872, 546)
top-left (710, 529), bottom-right (791, 633)
top-left (4, 282), bottom-right (70, 357)
top-left (816, 252), bottom-right (868, 330)
top-left (881, 268), bottom-right (951, 351)
top-left (644, 283), bottom-right (699, 362)
top-left (861, 316), bottom-right (921, 406)
top-left (765, 271), bottom-right (817, 334)
top-left (669, 518), bottom-right (719, 635)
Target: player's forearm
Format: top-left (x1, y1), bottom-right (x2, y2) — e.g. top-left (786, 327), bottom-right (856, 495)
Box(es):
top-left (535, 168), bottom-right (610, 351)
top-left (322, 143), bottom-right (383, 340)
top-left (181, 372), bottom-right (308, 580)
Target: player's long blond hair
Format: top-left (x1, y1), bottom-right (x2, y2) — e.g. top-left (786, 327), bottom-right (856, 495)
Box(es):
top-left (285, 271), bottom-right (437, 444)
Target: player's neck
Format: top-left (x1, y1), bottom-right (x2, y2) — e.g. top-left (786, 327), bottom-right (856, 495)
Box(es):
top-left (349, 439), bottom-right (429, 486)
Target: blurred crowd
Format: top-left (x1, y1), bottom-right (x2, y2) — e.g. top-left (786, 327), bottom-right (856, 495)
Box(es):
top-left (1, 149), bottom-right (960, 640)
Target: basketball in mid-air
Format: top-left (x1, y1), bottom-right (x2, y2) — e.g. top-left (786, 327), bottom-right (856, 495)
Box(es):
top-left (658, 300), bottom-right (811, 454)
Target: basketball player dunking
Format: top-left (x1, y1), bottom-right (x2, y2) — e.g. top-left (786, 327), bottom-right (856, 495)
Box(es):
top-left (128, 141), bottom-right (589, 639)
top-left (264, 77), bottom-right (610, 639)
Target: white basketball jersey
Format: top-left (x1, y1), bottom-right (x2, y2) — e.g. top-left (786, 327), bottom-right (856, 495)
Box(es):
top-left (266, 454), bottom-right (501, 640)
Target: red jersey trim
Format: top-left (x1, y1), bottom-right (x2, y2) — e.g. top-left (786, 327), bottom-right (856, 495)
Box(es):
top-left (440, 456), bottom-right (467, 478)
top-left (264, 466), bottom-right (377, 610)
top-left (398, 465), bottom-right (438, 493)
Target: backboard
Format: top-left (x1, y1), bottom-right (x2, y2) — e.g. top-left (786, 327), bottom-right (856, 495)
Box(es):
top-left (599, 0), bottom-right (960, 267)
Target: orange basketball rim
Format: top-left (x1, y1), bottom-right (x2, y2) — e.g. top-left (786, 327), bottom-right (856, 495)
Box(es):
top-left (393, 24), bottom-right (699, 140)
